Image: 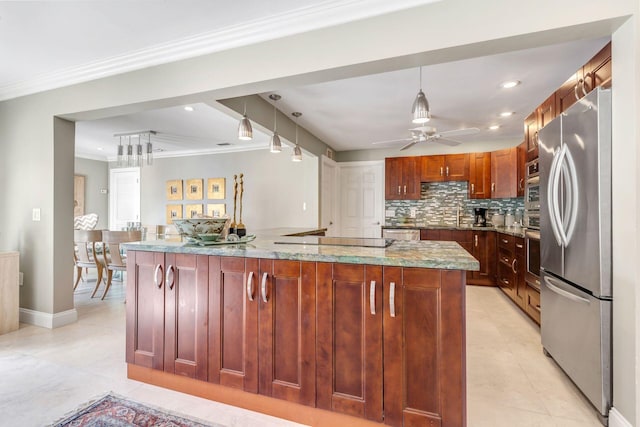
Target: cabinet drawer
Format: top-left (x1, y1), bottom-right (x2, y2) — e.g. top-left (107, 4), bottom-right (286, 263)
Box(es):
top-left (526, 285), bottom-right (541, 324)
top-left (515, 237), bottom-right (525, 257)
top-left (497, 233), bottom-right (515, 250)
top-left (498, 247), bottom-right (514, 267)
top-left (497, 262), bottom-right (516, 292)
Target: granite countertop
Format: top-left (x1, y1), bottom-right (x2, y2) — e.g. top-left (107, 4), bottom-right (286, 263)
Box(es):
top-left (123, 233), bottom-right (479, 271)
top-left (382, 223), bottom-right (526, 238)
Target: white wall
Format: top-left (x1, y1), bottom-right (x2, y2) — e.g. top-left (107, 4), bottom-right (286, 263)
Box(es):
top-left (138, 149), bottom-right (318, 231)
top-left (74, 157), bottom-right (109, 229)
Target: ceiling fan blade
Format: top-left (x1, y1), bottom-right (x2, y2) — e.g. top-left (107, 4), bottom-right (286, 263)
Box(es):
top-left (371, 137), bottom-right (412, 145)
top-left (434, 137), bottom-right (463, 146)
top-left (400, 140), bottom-right (420, 151)
top-left (439, 127), bottom-right (480, 137)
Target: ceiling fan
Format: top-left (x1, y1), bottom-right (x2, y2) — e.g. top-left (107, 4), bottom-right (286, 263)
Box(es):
top-left (372, 126), bottom-right (480, 151)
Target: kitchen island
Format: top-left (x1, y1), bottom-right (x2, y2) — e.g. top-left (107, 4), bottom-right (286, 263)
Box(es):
top-left (123, 231), bottom-right (478, 427)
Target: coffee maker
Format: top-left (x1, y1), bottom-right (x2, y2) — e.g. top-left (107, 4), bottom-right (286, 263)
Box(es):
top-left (473, 208), bottom-right (488, 227)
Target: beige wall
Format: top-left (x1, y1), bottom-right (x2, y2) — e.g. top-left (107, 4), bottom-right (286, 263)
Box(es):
top-left (0, 0), bottom-right (638, 422)
top-left (74, 158), bottom-right (109, 230)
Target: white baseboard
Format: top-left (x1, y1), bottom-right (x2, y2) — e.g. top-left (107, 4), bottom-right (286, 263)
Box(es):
top-left (609, 407), bottom-right (633, 427)
top-left (19, 307), bottom-right (78, 329)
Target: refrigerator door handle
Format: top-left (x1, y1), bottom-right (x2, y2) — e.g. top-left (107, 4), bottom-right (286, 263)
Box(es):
top-left (563, 146), bottom-right (580, 245)
top-left (548, 147), bottom-right (564, 247)
top-left (554, 145), bottom-right (570, 247)
top-left (544, 275), bottom-right (590, 304)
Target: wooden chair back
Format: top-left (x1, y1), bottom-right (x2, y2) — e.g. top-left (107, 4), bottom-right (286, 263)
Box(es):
top-left (101, 230), bottom-right (142, 268)
top-left (74, 229), bottom-right (103, 265)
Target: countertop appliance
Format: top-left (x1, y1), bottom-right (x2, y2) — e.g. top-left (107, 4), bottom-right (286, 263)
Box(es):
top-left (473, 208), bottom-right (487, 227)
top-left (381, 228), bottom-right (420, 241)
top-left (539, 87), bottom-right (611, 424)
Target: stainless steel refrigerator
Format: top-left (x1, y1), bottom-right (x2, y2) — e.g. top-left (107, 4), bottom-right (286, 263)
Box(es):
top-left (538, 87), bottom-right (612, 423)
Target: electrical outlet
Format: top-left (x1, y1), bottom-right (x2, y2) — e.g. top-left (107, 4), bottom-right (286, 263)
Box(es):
top-left (409, 208), bottom-right (417, 218)
top-left (19, 272), bottom-right (23, 286)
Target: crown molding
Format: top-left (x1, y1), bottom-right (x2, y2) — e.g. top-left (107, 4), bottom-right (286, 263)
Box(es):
top-left (0, 0), bottom-right (438, 102)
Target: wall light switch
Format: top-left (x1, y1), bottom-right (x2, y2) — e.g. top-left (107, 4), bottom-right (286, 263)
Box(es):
top-left (32, 208), bottom-right (41, 221)
top-left (100, 188), bottom-right (108, 194)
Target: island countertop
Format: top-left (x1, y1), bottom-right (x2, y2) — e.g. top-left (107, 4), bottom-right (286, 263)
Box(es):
top-left (122, 234), bottom-right (479, 271)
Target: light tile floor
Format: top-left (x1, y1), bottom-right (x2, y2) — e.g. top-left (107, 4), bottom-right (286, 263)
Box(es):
top-left (0, 277), bottom-right (602, 426)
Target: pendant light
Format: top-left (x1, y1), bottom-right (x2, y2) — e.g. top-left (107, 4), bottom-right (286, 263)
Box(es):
top-left (135, 135), bottom-right (143, 167)
top-left (145, 132), bottom-right (153, 166)
top-left (126, 136), bottom-right (134, 167)
top-left (116, 136), bottom-right (124, 167)
top-left (291, 112), bottom-right (303, 162)
top-left (412, 66), bottom-right (431, 124)
top-left (238, 101), bottom-right (253, 140)
top-left (268, 94), bottom-right (282, 153)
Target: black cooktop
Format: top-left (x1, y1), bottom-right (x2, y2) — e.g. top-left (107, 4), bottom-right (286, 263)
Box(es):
top-left (274, 236), bottom-right (393, 248)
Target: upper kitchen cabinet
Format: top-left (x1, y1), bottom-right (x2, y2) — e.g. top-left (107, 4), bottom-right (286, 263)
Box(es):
top-left (555, 70), bottom-right (584, 114)
top-left (385, 157), bottom-right (421, 200)
top-left (468, 152), bottom-right (491, 199)
top-left (517, 141), bottom-right (526, 197)
top-left (490, 147), bottom-right (517, 199)
top-left (525, 93), bottom-right (556, 162)
top-left (420, 154), bottom-right (469, 182)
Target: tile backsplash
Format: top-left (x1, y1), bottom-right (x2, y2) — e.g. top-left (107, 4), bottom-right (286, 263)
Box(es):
top-left (385, 181), bottom-right (524, 226)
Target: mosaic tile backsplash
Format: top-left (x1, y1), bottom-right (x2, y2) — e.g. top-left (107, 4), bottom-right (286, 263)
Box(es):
top-left (385, 181), bottom-right (524, 227)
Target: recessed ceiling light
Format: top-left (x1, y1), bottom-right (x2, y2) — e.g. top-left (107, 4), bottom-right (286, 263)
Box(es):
top-left (500, 80), bottom-right (521, 89)
top-left (499, 111), bottom-right (515, 117)
top-left (97, 147), bottom-right (103, 151)
top-left (489, 125), bottom-right (500, 130)
top-left (184, 106), bottom-right (194, 112)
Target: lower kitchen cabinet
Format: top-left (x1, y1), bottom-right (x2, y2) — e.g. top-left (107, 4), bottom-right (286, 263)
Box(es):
top-left (526, 284), bottom-right (541, 325)
top-left (258, 259), bottom-right (316, 406)
top-left (468, 231), bottom-right (496, 286)
top-left (208, 256), bottom-right (259, 392)
top-left (384, 267), bottom-right (466, 427)
top-left (497, 236), bottom-right (530, 315)
top-left (316, 263), bottom-right (383, 422)
top-left (126, 251), bottom-right (209, 379)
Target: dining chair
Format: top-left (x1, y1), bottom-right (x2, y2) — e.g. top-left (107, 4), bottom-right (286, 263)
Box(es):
top-left (73, 229), bottom-right (104, 294)
top-left (100, 230), bottom-right (142, 300)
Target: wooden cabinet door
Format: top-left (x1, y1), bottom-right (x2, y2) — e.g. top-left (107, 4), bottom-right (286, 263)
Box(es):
top-left (515, 252), bottom-right (527, 310)
top-left (584, 42), bottom-right (611, 91)
top-left (444, 154), bottom-right (470, 181)
top-left (258, 260), bottom-right (316, 406)
top-left (385, 157), bottom-right (403, 200)
top-left (538, 93), bottom-right (557, 130)
top-left (469, 231), bottom-right (496, 285)
top-left (384, 267), bottom-right (466, 427)
top-left (555, 70), bottom-right (583, 114)
top-left (469, 152), bottom-right (491, 199)
top-left (490, 147), bottom-right (517, 199)
top-left (126, 251), bottom-right (166, 370)
top-left (524, 111), bottom-right (539, 162)
top-left (164, 253), bottom-right (208, 380)
top-left (420, 155), bottom-right (444, 182)
top-left (402, 156), bottom-right (421, 200)
top-left (208, 256), bottom-right (259, 392)
top-left (517, 141), bottom-right (526, 197)
top-left (316, 263), bottom-right (383, 421)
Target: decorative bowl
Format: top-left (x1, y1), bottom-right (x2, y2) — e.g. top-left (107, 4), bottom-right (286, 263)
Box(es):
top-left (172, 218), bottom-right (229, 239)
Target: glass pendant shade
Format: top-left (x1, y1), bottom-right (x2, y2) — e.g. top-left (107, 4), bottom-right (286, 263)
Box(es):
top-left (146, 141), bottom-right (153, 165)
top-left (126, 142), bottom-right (133, 167)
top-left (117, 143), bottom-right (124, 167)
top-left (136, 142), bottom-right (143, 167)
top-left (292, 144), bottom-right (302, 162)
top-left (238, 115), bottom-right (253, 140)
top-left (412, 89), bottom-right (431, 124)
top-left (270, 132), bottom-right (282, 153)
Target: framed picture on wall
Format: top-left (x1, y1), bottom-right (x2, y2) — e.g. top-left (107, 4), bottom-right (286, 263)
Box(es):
top-left (186, 204), bottom-right (203, 218)
top-left (206, 203), bottom-right (226, 218)
top-left (186, 179), bottom-right (203, 200)
top-left (166, 204), bottom-right (183, 224)
top-left (207, 178), bottom-right (226, 200)
top-left (74, 175), bottom-right (85, 217)
top-left (166, 180), bottom-right (183, 200)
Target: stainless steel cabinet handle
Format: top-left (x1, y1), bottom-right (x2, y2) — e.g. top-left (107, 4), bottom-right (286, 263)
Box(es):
top-left (389, 281), bottom-right (396, 318)
top-left (534, 131), bottom-right (539, 146)
top-left (502, 278), bottom-right (510, 285)
top-left (369, 281), bottom-right (376, 315)
top-left (519, 178), bottom-right (524, 190)
top-left (502, 256), bottom-right (510, 263)
top-left (516, 243), bottom-right (524, 249)
top-left (154, 264), bottom-right (163, 288)
top-left (474, 235), bottom-right (478, 247)
top-left (261, 272), bottom-right (268, 303)
top-left (511, 259), bottom-right (517, 274)
top-left (446, 166), bottom-right (449, 176)
top-left (471, 183), bottom-right (475, 194)
top-left (491, 183), bottom-right (496, 192)
top-left (440, 167), bottom-right (443, 176)
top-left (165, 264), bottom-right (174, 290)
top-left (398, 185), bottom-right (401, 195)
top-left (246, 271), bottom-right (255, 301)
top-left (403, 185), bottom-right (406, 194)
top-left (502, 238), bottom-right (508, 244)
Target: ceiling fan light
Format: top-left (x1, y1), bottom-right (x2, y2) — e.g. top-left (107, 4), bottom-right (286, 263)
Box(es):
top-left (270, 132), bottom-right (282, 153)
top-left (292, 144), bottom-right (302, 162)
top-left (238, 114), bottom-right (253, 140)
top-left (412, 90), bottom-right (431, 124)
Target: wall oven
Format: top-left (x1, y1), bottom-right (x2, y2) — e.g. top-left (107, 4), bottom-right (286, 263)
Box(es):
top-left (525, 229), bottom-right (541, 289)
top-left (524, 159), bottom-right (540, 230)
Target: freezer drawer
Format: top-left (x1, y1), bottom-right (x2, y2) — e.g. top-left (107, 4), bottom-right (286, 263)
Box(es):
top-left (541, 272), bottom-right (611, 417)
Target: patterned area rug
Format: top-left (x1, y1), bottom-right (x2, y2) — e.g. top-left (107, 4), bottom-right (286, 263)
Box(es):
top-left (50, 393), bottom-right (221, 427)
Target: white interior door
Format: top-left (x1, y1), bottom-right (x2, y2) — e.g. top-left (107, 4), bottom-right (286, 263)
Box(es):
top-left (339, 161), bottom-right (384, 238)
top-left (320, 155), bottom-right (339, 236)
top-left (109, 167), bottom-right (140, 230)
